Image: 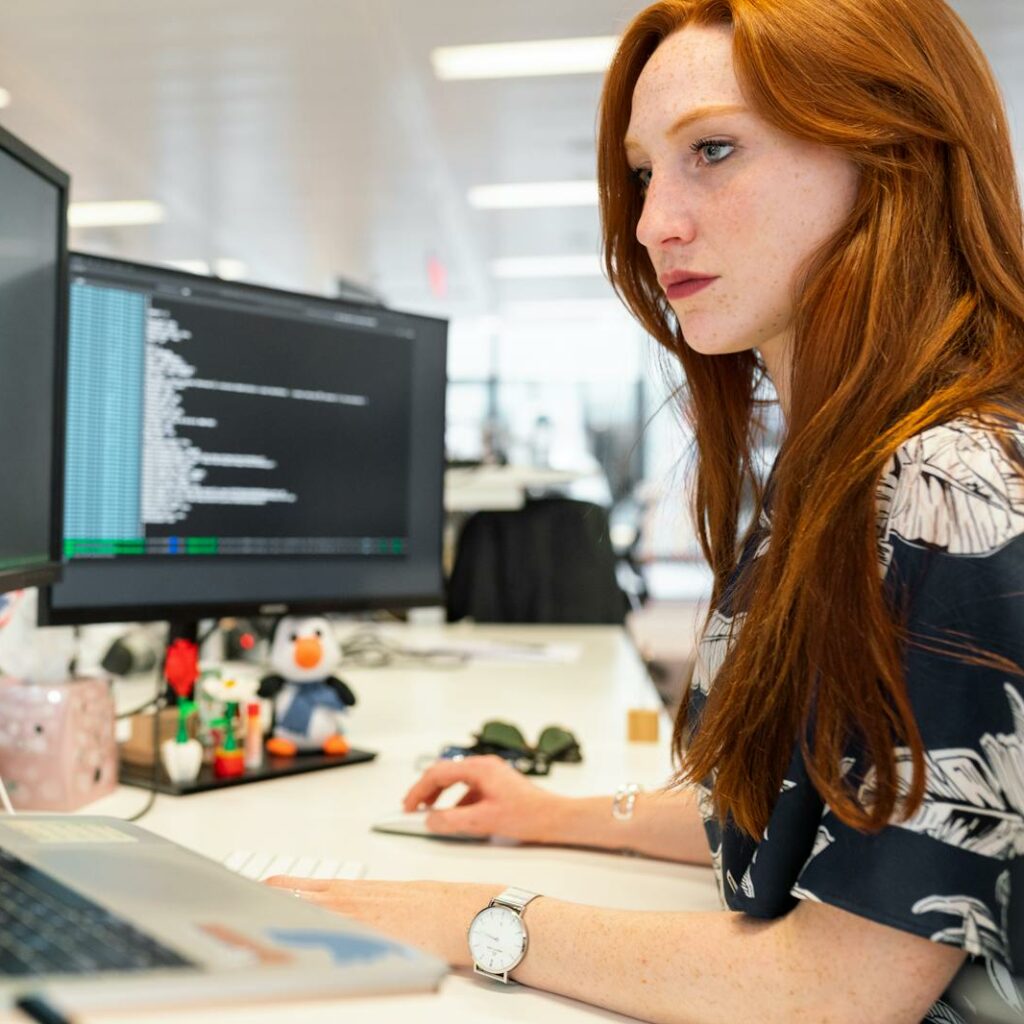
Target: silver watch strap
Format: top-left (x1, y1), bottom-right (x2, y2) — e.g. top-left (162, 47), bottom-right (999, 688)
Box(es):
top-left (474, 887), bottom-right (540, 984)
top-left (491, 886), bottom-right (539, 915)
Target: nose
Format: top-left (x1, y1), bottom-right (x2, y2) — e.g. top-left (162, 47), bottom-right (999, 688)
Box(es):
top-left (635, 174), bottom-right (696, 252)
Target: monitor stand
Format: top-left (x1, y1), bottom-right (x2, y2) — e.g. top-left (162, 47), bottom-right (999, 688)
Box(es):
top-left (118, 618), bottom-right (377, 795)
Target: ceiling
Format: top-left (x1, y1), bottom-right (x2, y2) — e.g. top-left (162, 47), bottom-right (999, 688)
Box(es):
top-left (0, 0), bottom-right (1019, 326)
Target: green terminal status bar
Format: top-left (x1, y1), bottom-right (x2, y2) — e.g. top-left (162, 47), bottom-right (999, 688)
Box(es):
top-left (64, 536), bottom-right (407, 558)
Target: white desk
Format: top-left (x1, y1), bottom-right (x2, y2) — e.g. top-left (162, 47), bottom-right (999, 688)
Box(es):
top-left (51, 624), bottom-right (720, 1024)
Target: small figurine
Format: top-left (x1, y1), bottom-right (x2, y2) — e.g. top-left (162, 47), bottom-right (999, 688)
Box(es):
top-left (258, 616), bottom-right (356, 757)
top-left (160, 699), bottom-right (202, 784)
top-left (200, 672), bottom-right (260, 778)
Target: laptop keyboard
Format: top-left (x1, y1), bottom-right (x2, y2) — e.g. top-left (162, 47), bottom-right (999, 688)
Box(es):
top-left (0, 847), bottom-right (195, 976)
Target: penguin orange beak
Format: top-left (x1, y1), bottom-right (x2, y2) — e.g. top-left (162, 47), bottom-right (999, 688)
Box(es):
top-left (294, 636), bottom-right (322, 670)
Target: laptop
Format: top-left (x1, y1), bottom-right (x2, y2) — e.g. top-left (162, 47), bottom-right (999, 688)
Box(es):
top-left (0, 814), bottom-right (447, 1014)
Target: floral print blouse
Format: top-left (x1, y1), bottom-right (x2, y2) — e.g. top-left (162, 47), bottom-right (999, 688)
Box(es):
top-left (688, 417), bottom-right (1024, 1023)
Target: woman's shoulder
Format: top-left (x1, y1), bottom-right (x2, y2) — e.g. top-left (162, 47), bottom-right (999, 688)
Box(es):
top-left (876, 413), bottom-right (1024, 563)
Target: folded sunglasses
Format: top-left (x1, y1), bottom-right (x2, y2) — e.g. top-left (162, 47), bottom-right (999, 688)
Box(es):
top-left (439, 720), bottom-right (583, 776)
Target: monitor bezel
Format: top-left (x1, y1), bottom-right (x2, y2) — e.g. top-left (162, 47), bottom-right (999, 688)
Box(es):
top-left (0, 124), bottom-right (68, 594)
top-left (39, 251), bottom-right (447, 626)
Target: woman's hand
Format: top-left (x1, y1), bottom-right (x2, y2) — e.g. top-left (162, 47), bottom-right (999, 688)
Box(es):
top-left (402, 754), bottom-right (566, 844)
top-left (263, 876), bottom-right (502, 966)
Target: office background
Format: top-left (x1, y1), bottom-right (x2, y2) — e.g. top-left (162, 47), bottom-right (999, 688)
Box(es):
top-left (0, 0), bottom-right (1019, 596)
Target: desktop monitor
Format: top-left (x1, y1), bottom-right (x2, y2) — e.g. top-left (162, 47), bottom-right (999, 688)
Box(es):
top-left (40, 253), bottom-right (447, 630)
top-left (0, 126), bottom-right (68, 593)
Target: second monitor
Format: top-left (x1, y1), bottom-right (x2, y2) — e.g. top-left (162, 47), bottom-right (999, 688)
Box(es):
top-left (42, 253), bottom-right (448, 627)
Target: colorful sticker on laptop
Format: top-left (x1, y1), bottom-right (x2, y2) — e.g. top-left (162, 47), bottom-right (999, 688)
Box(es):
top-left (198, 923), bottom-right (294, 965)
top-left (265, 929), bottom-right (416, 965)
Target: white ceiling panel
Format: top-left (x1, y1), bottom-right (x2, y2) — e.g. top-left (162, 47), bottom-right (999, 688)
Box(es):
top-left (0, 0), bottom-right (1016, 325)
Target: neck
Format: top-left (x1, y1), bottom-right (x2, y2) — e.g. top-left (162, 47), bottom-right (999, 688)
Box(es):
top-left (756, 336), bottom-right (792, 423)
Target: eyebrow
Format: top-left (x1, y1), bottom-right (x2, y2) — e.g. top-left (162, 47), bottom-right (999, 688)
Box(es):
top-left (624, 103), bottom-right (748, 158)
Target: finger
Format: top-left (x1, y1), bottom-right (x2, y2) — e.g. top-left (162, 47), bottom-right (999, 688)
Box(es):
top-left (424, 805), bottom-right (487, 837)
top-left (402, 758), bottom-right (488, 811)
top-left (401, 782), bottom-right (447, 813)
top-left (455, 791), bottom-right (481, 808)
top-left (264, 875), bottom-right (331, 892)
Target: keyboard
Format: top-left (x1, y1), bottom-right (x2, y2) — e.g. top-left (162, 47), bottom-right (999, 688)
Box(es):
top-left (223, 849), bottom-right (365, 882)
top-left (0, 847), bottom-right (194, 977)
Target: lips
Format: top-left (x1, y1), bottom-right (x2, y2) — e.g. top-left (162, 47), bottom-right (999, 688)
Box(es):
top-left (660, 272), bottom-right (718, 301)
top-left (658, 271), bottom-right (716, 289)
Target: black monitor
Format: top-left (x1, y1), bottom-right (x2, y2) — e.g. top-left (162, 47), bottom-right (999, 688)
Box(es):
top-left (0, 126), bottom-right (68, 593)
top-left (40, 253), bottom-right (447, 629)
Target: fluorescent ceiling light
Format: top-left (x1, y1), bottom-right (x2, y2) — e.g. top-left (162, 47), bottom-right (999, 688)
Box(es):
top-left (469, 180), bottom-right (598, 210)
top-left (431, 36), bottom-right (617, 80)
top-left (0, 89), bottom-right (11, 109)
top-left (68, 200), bottom-right (166, 228)
top-left (164, 259), bottom-right (210, 275)
top-left (491, 254), bottom-right (603, 279)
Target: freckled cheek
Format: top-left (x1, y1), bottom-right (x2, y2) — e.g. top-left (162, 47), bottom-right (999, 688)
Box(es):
top-left (711, 194), bottom-right (779, 288)
top-left (734, 189), bottom-right (815, 294)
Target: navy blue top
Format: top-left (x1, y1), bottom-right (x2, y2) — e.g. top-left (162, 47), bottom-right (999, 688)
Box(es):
top-left (687, 417), bottom-right (1024, 1023)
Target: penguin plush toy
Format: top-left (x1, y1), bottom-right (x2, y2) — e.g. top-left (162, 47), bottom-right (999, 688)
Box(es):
top-left (258, 615), bottom-right (356, 757)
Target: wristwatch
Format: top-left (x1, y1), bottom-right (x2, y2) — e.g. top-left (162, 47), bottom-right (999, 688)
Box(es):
top-left (467, 886), bottom-right (540, 983)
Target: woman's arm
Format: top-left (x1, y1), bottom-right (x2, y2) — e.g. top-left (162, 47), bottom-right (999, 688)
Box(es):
top-left (402, 755), bottom-right (711, 866)
top-left (514, 895), bottom-right (965, 1024)
top-left (267, 876), bottom-right (966, 1024)
top-left (543, 786), bottom-right (712, 865)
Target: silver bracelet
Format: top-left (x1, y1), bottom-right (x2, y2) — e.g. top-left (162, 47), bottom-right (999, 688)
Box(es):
top-left (612, 782), bottom-right (642, 821)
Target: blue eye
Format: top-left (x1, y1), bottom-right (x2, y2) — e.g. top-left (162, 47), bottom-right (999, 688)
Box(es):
top-left (690, 137), bottom-right (734, 164)
top-left (631, 167), bottom-right (652, 194)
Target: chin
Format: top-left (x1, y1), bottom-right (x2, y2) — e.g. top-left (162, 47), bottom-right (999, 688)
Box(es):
top-left (672, 310), bottom-right (743, 356)
top-left (679, 333), bottom-right (755, 358)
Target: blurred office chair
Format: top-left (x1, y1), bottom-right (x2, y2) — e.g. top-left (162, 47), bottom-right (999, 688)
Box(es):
top-left (446, 497), bottom-right (630, 624)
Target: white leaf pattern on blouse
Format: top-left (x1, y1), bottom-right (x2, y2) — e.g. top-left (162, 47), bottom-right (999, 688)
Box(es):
top-left (913, 892), bottom-right (1005, 960)
top-left (876, 419), bottom-right (1024, 574)
top-left (691, 608), bottom-right (744, 696)
top-left (790, 884), bottom-right (823, 903)
top-left (913, 869), bottom-right (1013, 970)
top-left (856, 684), bottom-right (1024, 859)
top-left (923, 1000), bottom-right (969, 1024)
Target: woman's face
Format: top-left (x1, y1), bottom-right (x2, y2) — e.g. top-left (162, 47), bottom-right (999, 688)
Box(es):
top-left (625, 23), bottom-right (860, 368)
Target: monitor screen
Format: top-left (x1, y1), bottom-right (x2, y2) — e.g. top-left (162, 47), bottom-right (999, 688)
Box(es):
top-left (0, 127), bottom-right (68, 593)
top-left (41, 253), bottom-right (447, 625)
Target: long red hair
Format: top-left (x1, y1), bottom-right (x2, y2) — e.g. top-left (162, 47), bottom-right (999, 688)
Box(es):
top-left (598, 0), bottom-right (1024, 838)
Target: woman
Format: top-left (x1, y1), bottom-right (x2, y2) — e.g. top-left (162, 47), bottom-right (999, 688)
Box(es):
top-left (269, 1), bottom-right (1024, 1020)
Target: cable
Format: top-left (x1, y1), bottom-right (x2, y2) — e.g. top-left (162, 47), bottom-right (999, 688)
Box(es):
top-left (115, 694), bottom-right (162, 720)
top-left (340, 628), bottom-right (468, 670)
top-left (123, 669), bottom-right (166, 824)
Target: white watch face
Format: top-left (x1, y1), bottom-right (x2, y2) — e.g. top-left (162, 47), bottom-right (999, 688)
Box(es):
top-left (468, 905), bottom-right (526, 974)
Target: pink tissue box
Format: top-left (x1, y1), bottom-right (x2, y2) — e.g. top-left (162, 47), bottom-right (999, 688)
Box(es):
top-left (0, 676), bottom-right (118, 811)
